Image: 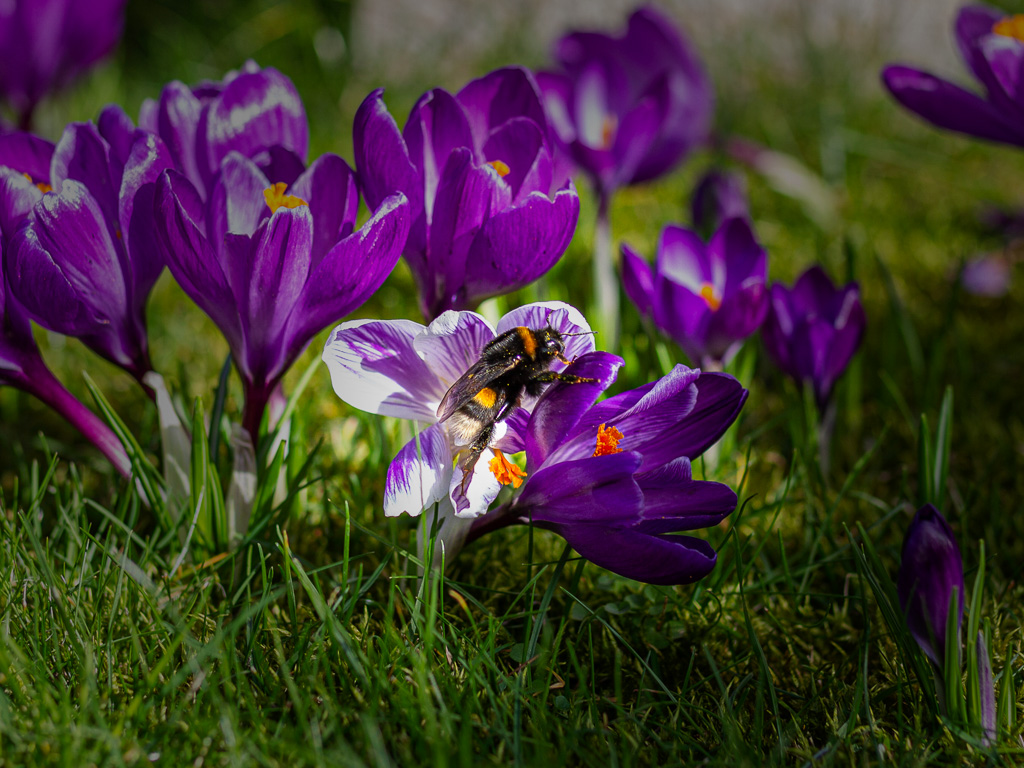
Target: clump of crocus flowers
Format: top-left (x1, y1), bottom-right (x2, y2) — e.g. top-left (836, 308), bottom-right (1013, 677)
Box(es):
top-left (322, 301), bottom-right (747, 585)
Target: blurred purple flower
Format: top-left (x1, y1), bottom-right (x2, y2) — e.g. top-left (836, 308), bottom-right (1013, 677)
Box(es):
top-left (961, 253), bottom-right (1013, 296)
top-left (498, 360), bottom-right (747, 585)
top-left (761, 265), bottom-right (865, 409)
top-left (0, 0), bottom-right (127, 130)
top-left (883, 6), bottom-right (1024, 147)
top-left (691, 169), bottom-right (749, 239)
top-left (155, 152), bottom-right (409, 441)
top-left (537, 6), bottom-right (713, 201)
top-left (897, 504), bottom-right (964, 668)
top-left (0, 133), bottom-right (129, 475)
top-left (622, 217), bottom-right (769, 367)
top-left (117, 61), bottom-right (308, 201)
top-left (353, 67), bottom-right (579, 321)
top-left (5, 119), bottom-right (172, 385)
top-left (321, 302), bottom-right (596, 523)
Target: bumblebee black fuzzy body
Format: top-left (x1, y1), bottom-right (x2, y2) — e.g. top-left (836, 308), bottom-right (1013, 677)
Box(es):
top-left (437, 326), bottom-right (594, 485)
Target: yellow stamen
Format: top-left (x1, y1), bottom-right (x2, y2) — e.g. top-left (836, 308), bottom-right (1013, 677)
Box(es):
top-left (600, 114), bottom-right (618, 150)
top-left (487, 159), bottom-right (511, 177)
top-left (699, 283), bottom-right (721, 311)
top-left (592, 423), bottom-right (624, 457)
top-left (263, 182), bottom-right (308, 213)
top-left (22, 172), bottom-right (51, 193)
top-left (489, 449), bottom-right (527, 488)
top-left (993, 15), bottom-right (1024, 41)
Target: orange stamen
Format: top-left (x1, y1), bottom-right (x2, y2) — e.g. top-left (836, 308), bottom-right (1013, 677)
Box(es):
top-left (699, 283), bottom-right (721, 311)
top-left (488, 449), bottom-right (527, 488)
top-left (593, 423), bottom-right (624, 457)
top-left (22, 172), bottom-right (51, 193)
top-left (487, 159), bottom-right (511, 177)
top-left (600, 114), bottom-right (618, 150)
top-left (263, 182), bottom-right (308, 213)
top-left (993, 15), bottom-right (1024, 41)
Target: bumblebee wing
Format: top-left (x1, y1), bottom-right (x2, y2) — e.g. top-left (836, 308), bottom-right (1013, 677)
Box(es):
top-left (436, 356), bottom-right (521, 422)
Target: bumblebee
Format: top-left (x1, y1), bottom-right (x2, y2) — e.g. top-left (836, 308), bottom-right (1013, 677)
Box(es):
top-left (437, 326), bottom-right (595, 487)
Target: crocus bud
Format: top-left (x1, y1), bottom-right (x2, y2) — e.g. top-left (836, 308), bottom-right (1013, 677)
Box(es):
top-left (897, 504), bottom-right (964, 667)
top-left (691, 169), bottom-right (749, 240)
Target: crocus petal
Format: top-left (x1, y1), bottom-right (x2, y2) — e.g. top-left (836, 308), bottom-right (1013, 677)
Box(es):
top-left (956, 5), bottom-right (1012, 95)
top-left (119, 130), bottom-right (173, 300)
top-left (456, 66), bottom-right (549, 154)
top-left (50, 122), bottom-right (119, 231)
top-left (199, 66), bottom-right (308, 185)
top-left (481, 116), bottom-right (550, 202)
top-left (412, 309), bottom-right (497, 391)
top-left (0, 167), bottom-right (43, 243)
top-left (353, 88), bottom-right (421, 212)
top-left (292, 192), bottom-right (409, 346)
top-left (620, 242), bottom-right (655, 318)
top-left (209, 152), bottom-right (271, 243)
top-left (385, 423), bottom-right (452, 517)
top-left (289, 152), bottom-right (359, 264)
top-left (462, 183), bottom-right (580, 305)
top-left (515, 451), bottom-right (643, 525)
top-left (714, 217), bottom-right (766, 297)
top-left (403, 88), bottom-right (475, 213)
top-left (882, 65), bottom-right (1024, 146)
top-left (634, 458), bottom-right (737, 532)
top-left (321, 317), bottom-right (444, 421)
top-left (557, 525), bottom-right (718, 586)
top-left (0, 131), bottom-right (55, 183)
top-left (97, 104), bottom-right (136, 166)
top-left (152, 80), bottom-right (205, 192)
top-left (524, 351), bottom-right (623, 468)
top-left (657, 223), bottom-right (710, 291)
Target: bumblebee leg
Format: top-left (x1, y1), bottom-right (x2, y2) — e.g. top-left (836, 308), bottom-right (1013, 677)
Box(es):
top-left (458, 421), bottom-right (496, 494)
top-left (525, 370), bottom-right (598, 396)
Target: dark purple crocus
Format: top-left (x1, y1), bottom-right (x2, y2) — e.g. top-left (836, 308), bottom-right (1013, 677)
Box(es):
top-left (0, 0), bottom-right (127, 130)
top-left (897, 504), bottom-right (964, 668)
top-left (537, 6), bottom-right (712, 202)
top-left (0, 135), bottom-right (129, 476)
top-left (761, 265), bottom-right (865, 409)
top-left (156, 151), bottom-right (410, 441)
top-left (5, 119), bottom-right (172, 386)
top-left (622, 217), bottom-right (769, 368)
top-left (353, 67), bottom-right (579, 321)
top-left (487, 359), bottom-right (747, 585)
top-left (883, 6), bottom-right (1024, 147)
top-left (691, 169), bottom-right (749, 239)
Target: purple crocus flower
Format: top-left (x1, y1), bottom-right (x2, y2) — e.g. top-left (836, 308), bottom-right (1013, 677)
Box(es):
top-left (691, 169), bottom-right (749, 239)
top-left (761, 265), bottom-right (865, 409)
top-left (897, 504), bottom-right (964, 668)
top-left (0, 0), bottom-right (127, 130)
top-left (488, 359), bottom-right (747, 585)
top-left (121, 61), bottom-right (309, 202)
top-left (353, 67), bottom-right (580, 321)
top-left (883, 6), bottom-right (1024, 147)
top-left (321, 302), bottom-right (596, 522)
top-left (5, 119), bottom-right (172, 386)
top-left (621, 217), bottom-right (769, 368)
top-left (537, 6), bottom-right (713, 201)
top-left (155, 152), bottom-right (410, 441)
top-left (0, 134), bottom-right (129, 476)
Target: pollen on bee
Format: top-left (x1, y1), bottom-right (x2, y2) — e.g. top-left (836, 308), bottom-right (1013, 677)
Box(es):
top-left (263, 182), bottom-right (308, 213)
top-left (699, 283), bottom-right (721, 311)
top-left (486, 159), bottom-right (511, 177)
top-left (993, 15), bottom-right (1024, 40)
top-left (489, 449), bottom-right (527, 488)
top-left (592, 423), bottom-right (624, 457)
top-left (473, 387), bottom-right (498, 408)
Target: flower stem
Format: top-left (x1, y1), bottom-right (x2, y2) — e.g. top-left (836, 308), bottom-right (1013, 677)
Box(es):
top-left (593, 193), bottom-right (620, 351)
top-left (464, 503), bottom-right (519, 547)
top-left (14, 358), bottom-right (131, 477)
top-left (242, 381), bottom-right (271, 450)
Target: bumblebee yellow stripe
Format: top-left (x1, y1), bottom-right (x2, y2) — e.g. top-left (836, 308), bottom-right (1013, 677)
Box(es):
top-left (474, 387), bottom-right (498, 408)
top-left (516, 326), bottom-right (537, 358)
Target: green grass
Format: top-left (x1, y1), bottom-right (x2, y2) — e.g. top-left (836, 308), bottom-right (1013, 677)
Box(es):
top-left (3, 1), bottom-right (1024, 765)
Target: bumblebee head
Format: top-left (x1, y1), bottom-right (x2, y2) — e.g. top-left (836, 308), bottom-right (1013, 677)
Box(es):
top-left (538, 328), bottom-right (565, 359)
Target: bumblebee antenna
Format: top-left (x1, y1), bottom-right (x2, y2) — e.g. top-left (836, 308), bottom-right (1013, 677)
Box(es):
top-left (562, 330), bottom-right (597, 338)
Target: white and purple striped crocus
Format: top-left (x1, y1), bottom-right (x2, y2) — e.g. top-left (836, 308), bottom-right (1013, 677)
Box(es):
top-left (761, 265), bottom-right (865, 410)
top-left (621, 217), bottom-right (769, 368)
top-left (0, 132), bottom-right (129, 475)
top-left (322, 301), bottom-right (748, 585)
top-left (353, 67), bottom-right (579, 321)
top-left (5, 118), bottom-right (173, 387)
top-left (155, 151), bottom-right (410, 442)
